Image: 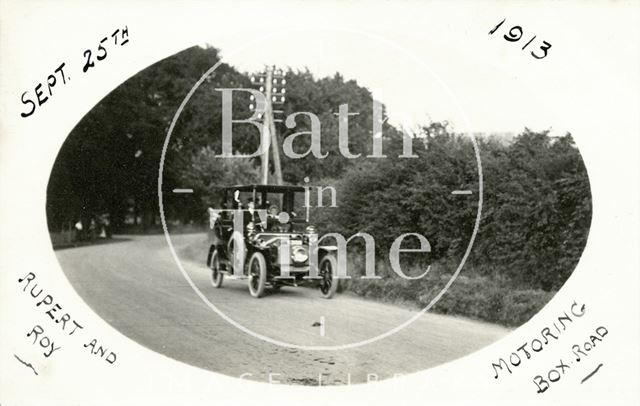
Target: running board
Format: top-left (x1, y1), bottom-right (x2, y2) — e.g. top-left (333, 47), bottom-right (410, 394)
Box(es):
top-left (221, 273), bottom-right (248, 280)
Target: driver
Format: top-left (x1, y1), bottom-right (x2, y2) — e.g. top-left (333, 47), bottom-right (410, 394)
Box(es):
top-left (267, 204), bottom-right (280, 231)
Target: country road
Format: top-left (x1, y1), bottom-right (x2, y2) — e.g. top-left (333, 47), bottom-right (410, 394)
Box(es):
top-left (55, 234), bottom-right (509, 385)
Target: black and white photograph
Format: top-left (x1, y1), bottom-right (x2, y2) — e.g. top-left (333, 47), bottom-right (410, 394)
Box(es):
top-left (1, 1), bottom-right (639, 405)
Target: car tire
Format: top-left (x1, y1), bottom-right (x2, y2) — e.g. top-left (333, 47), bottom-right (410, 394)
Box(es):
top-left (209, 249), bottom-right (224, 288)
top-left (319, 254), bottom-right (339, 299)
top-left (248, 251), bottom-right (267, 298)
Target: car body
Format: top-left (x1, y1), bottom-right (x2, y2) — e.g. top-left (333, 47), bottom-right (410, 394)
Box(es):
top-left (206, 184), bottom-right (338, 298)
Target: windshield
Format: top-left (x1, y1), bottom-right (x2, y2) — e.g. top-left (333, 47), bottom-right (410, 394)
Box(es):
top-left (252, 189), bottom-right (307, 220)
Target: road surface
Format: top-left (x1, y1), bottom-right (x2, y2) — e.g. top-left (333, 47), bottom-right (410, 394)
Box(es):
top-left (55, 234), bottom-right (509, 385)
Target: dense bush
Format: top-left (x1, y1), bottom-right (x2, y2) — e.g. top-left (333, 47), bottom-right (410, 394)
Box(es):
top-left (319, 127), bottom-right (590, 325)
top-left (314, 128), bottom-right (591, 293)
top-left (342, 264), bottom-right (557, 327)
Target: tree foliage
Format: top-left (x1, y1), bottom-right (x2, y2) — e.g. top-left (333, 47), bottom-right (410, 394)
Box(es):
top-left (315, 127), bottom-right (591, 291)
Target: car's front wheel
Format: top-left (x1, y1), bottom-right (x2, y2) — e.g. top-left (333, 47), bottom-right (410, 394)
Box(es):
top-left (248, 252), bottom-right (267, 298)
top-left (209, 249), bottom-right (224, 288)
top-left (319, 254), bottom-right (339, 299)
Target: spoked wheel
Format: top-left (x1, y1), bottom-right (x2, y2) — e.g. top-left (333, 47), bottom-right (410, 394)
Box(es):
top-left (248, 252), bottom-right (267, 298)
top-left (209, 249), bottom-right (224, 288)
top-left (319, 254), bottom-right (339, 299)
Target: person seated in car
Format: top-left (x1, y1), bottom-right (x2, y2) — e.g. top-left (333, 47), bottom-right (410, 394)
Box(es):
top-left (247, 198), bottom-right (258, 225)
top-left (266, 204), bottom-right (280, 231)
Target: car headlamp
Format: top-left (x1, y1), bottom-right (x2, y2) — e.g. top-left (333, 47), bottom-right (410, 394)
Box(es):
top-left (291, 245), bottom-right (309, 263)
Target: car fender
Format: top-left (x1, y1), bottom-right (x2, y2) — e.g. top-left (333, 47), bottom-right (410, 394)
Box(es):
top-left (317, 245), bottom-right (338, 259)
top-left (206, 243), bottom-right (224, 266)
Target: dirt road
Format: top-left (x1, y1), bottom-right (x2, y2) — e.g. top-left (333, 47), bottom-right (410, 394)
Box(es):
top-left (55, 234), bottom-right (508, 385)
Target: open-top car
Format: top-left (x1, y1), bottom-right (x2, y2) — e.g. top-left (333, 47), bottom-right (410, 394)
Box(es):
top-left (206, 184), bottom-right (339, 299)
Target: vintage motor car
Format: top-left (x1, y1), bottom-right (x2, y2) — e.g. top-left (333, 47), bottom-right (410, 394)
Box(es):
top-left (206, 184), bottom-right (339, 299)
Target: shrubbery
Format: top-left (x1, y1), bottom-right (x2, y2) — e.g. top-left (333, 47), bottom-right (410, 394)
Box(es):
top-left (342, 261), bottom-right (557, 327)
top-left (316, 128), bottom-right (590, 326)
